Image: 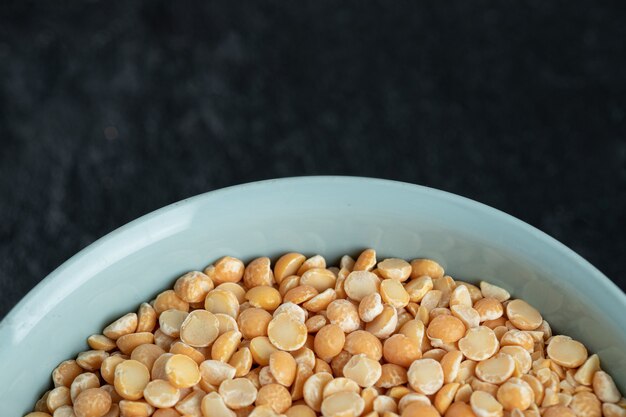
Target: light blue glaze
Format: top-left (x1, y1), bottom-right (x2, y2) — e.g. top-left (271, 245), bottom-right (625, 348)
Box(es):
top-left (1, 177), bottom-right (624, 414)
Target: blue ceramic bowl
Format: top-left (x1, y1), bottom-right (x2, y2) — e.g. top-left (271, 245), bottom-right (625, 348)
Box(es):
top-left (1, 177), bottom-right (624, 414)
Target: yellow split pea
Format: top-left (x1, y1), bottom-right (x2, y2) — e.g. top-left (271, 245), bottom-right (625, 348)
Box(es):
top-left (24, 249), bottom-right (624, 417)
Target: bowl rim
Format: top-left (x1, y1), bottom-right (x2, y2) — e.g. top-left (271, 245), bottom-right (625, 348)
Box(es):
top-left (1, 175), bottom-right (624, 333)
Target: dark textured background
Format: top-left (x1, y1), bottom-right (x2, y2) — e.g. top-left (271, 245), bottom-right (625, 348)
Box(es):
top-left (1, 1), bottom-right (625, 319)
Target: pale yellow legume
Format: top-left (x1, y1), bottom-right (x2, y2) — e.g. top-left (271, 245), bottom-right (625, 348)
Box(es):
top-left (26, 252), bottom-right (625, 417)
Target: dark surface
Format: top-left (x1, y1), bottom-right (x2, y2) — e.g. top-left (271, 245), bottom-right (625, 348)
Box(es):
top-left (1, 1), bottom-right (625, 319)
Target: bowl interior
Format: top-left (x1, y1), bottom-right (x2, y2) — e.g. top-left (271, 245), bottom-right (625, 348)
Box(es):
top-left (1, 177), bottom-right (624, 414)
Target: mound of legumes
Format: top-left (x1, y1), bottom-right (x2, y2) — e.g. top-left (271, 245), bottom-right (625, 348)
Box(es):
top-left (26, 250), bottom-right (624, 417)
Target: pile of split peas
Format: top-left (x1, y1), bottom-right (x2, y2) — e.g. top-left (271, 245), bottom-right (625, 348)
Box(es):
top-left (26, 249), bottom-right (624, 417)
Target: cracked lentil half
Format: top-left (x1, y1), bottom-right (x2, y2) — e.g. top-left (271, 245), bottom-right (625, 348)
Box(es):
top-left (26, 249), bottom-right (625, 417)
